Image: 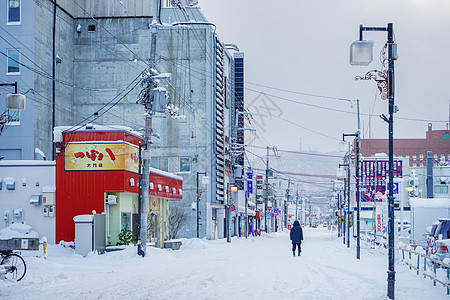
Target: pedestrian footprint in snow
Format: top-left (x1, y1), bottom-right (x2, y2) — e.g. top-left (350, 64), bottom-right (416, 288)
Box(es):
top-left (290, 220), bottom-right (303, 257)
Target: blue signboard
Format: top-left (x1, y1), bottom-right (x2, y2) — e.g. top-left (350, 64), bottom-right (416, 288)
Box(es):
top-left (387, 182), bottom-right (399, 195)
top-left (247, 172), bottom-right (253, 193)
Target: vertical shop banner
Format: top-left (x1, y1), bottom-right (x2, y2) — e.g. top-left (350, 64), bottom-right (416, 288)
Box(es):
top-left (359, 159), bottom-right (402, 202)
top-left (65, 142), bottom-right (139, 173)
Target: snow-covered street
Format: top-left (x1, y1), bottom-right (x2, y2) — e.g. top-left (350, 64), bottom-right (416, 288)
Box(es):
top-left (0, 227), bottom-right (447, 299)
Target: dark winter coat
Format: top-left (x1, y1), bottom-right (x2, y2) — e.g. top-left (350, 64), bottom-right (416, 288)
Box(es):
top-left (290, 220), bottom-right (303, 244)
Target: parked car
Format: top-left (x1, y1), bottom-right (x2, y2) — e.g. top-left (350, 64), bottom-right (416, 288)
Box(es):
top-left (425, 222), bottom-right (439, 255)
top-left (425, 219), bottom-right (450, 261)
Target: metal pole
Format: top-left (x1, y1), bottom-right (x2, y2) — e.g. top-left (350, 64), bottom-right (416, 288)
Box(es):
top-left (52, 0), bottom-right (57, 160)
top-left (245, 174), bottom-right (248, 238)
top-left (343, 187), bottom-right (346, 244)
top-left (347, 143), bottom-right (351, 249)
top-left (286, 179), bottom-right (291, 229)
top-left (387, 22), bottom-right (396, 300)
top-left (197, 172), bottom-right (200, 238)
top-left (265, 146), bottom-right (269, 232)
top-left (295, 185), bottom-right (299, 221)
top-left (226, 183), bottom-right (231, 243)
top-left (356, 99), bottom-right (361, 260)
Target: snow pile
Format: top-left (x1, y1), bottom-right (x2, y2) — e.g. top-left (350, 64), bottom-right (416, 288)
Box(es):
top-left (179, 238), bottom-right (209, 250)
top-left (0, 223), bottom-right (39, 239)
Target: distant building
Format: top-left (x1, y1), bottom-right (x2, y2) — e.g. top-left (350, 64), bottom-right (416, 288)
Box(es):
top-left (360, 123), bottom-right (450, 167)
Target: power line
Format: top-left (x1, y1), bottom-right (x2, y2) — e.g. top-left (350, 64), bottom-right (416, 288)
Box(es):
top-left (245, 81), bottom-right (354, 102)
top-left (251, 145), bottom-right (343, 158)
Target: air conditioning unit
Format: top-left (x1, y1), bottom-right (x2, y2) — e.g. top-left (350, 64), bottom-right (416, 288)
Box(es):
top-left (105, 195), bottom-right (117, 205)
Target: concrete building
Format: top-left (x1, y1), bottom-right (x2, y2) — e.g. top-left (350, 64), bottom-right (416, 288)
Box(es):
top-left (0, 1), bottom-right (242, 239)
top-left (360, 123), bottom-right (450, 167)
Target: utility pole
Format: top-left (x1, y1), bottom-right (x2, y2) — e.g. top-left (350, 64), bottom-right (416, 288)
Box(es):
top-left (196, 172), bottom-right (207, 238)
top-left (52, 0), bottom-right (57, 160)
top-left (295, 184), bottom-right (299, 221)
top-left (264, 146), bottom-right (270, 232)
top-left (285, 178), bottom-right (291, 229)
top-left (137, 0), bottom-right (160, 257)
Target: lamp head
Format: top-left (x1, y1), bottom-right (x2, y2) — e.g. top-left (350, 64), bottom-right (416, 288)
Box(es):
top-left (350, 40), bottom-right (374, 66)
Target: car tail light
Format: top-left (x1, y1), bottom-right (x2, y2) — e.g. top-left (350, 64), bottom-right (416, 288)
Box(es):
top-left (441, 245), bottom-right (448, 252)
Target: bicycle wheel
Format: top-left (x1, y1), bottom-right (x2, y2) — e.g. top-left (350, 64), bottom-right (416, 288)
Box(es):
top-left (1, 253), bottom-right (26, 281)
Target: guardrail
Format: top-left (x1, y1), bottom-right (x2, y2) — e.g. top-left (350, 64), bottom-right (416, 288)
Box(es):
top-left (399, 245), bottom-right (450, 295)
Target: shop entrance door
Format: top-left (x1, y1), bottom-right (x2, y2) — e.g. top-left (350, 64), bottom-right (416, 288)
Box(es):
top-left (149, 211), bottom-right (161, 247)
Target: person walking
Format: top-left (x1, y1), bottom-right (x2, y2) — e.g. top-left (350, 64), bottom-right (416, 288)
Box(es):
top-left (290, 220), bottom-right (303, 256)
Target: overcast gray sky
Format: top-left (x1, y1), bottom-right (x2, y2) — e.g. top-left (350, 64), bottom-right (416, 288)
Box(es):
top-left (199, 0), bottom-right (450, 153)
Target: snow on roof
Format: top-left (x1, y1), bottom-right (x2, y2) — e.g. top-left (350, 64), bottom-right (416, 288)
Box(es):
top-left (410, 198), bottom-right (450, 208)
top-left (42, 185), bottom-right (56, 193)
top-left (54, 124), bottom-right (143, 139)
top-left (0, 160), bottom-right (55, 166)
top-left (150, 167), bottom-right (183, 181)
top-left (73, 215), bottom-right (94, 222)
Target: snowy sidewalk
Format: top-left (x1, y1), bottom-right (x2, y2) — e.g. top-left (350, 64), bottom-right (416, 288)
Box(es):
top-left (0, 227), bottom-right (447, 299)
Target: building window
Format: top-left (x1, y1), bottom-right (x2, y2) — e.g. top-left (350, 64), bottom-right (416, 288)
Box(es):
top-left (6, 49), bottom-right (20, 74)
top-left (150, 157), bottom-right (169, 172)
top-left (434, 154), bottom-right (438, 160)
top-left (435, 186), bottom-right (449, 194)
top-left (441, 154), bottom-right (446, 161)
top-left (121, 212), bottom-right (131, 230)
top-left (88, 25), bottom-right (96, 32)
top-left (419, 154), bottom-right (424, 160)
top-left (7, 109), bottom-right (20, 125)
top-left (7, 0), bottom-right (20, 25)
top-left (179, 157), bottom-right (191, 173)
top-left (406, 154), bottom-right (410, 158)
top-left (419, 163), bottom-right (424, 167)
top-left (412, 163), bottom-right (417, 167)
top-left (412, 154), bottom-right (417, 160)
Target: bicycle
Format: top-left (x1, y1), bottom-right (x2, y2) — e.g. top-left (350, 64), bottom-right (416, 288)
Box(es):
top-left (0, 250), bottom-right (27, 281)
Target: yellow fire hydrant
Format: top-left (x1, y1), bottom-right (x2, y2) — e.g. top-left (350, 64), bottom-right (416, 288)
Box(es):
top-left (42, 236), bottom-right (47, 259)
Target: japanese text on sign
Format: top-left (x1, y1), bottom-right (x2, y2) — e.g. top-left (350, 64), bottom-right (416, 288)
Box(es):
top-left (65, 142), bottom-right (139, 173)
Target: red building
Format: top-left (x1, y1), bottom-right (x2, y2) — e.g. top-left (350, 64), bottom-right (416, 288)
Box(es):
top-left (360, 124), bottom-right (450, 167)
top-left (54, 125), bottom-right (182, 246)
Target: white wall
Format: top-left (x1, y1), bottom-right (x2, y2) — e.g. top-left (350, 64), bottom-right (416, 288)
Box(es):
top-left (0, 160), bottom-right (56, 244)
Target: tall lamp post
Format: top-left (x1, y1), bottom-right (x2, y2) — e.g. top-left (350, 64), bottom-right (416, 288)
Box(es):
top-left (350, 23), bottom-right (397, 299)
top-left (0, 82), bottom-right (26, 136)
top-left (343, 128), bottom-right (361, 260)
top-left (196, 172), bottom-right (209, 238)
top-left (339, 161), bottom-right (350, 248)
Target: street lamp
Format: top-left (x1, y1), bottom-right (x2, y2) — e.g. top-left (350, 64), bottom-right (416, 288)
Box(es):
top-left (196, 172), bottom-right (209, 238)
top-left (0, 82), bottom-right (26, 136)
top-left (343, 130), bottom-right (361, 260)
top-left (350, 23), bottom-right (397, 299)
top-left (339, 161), bottom-right (350, 248)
